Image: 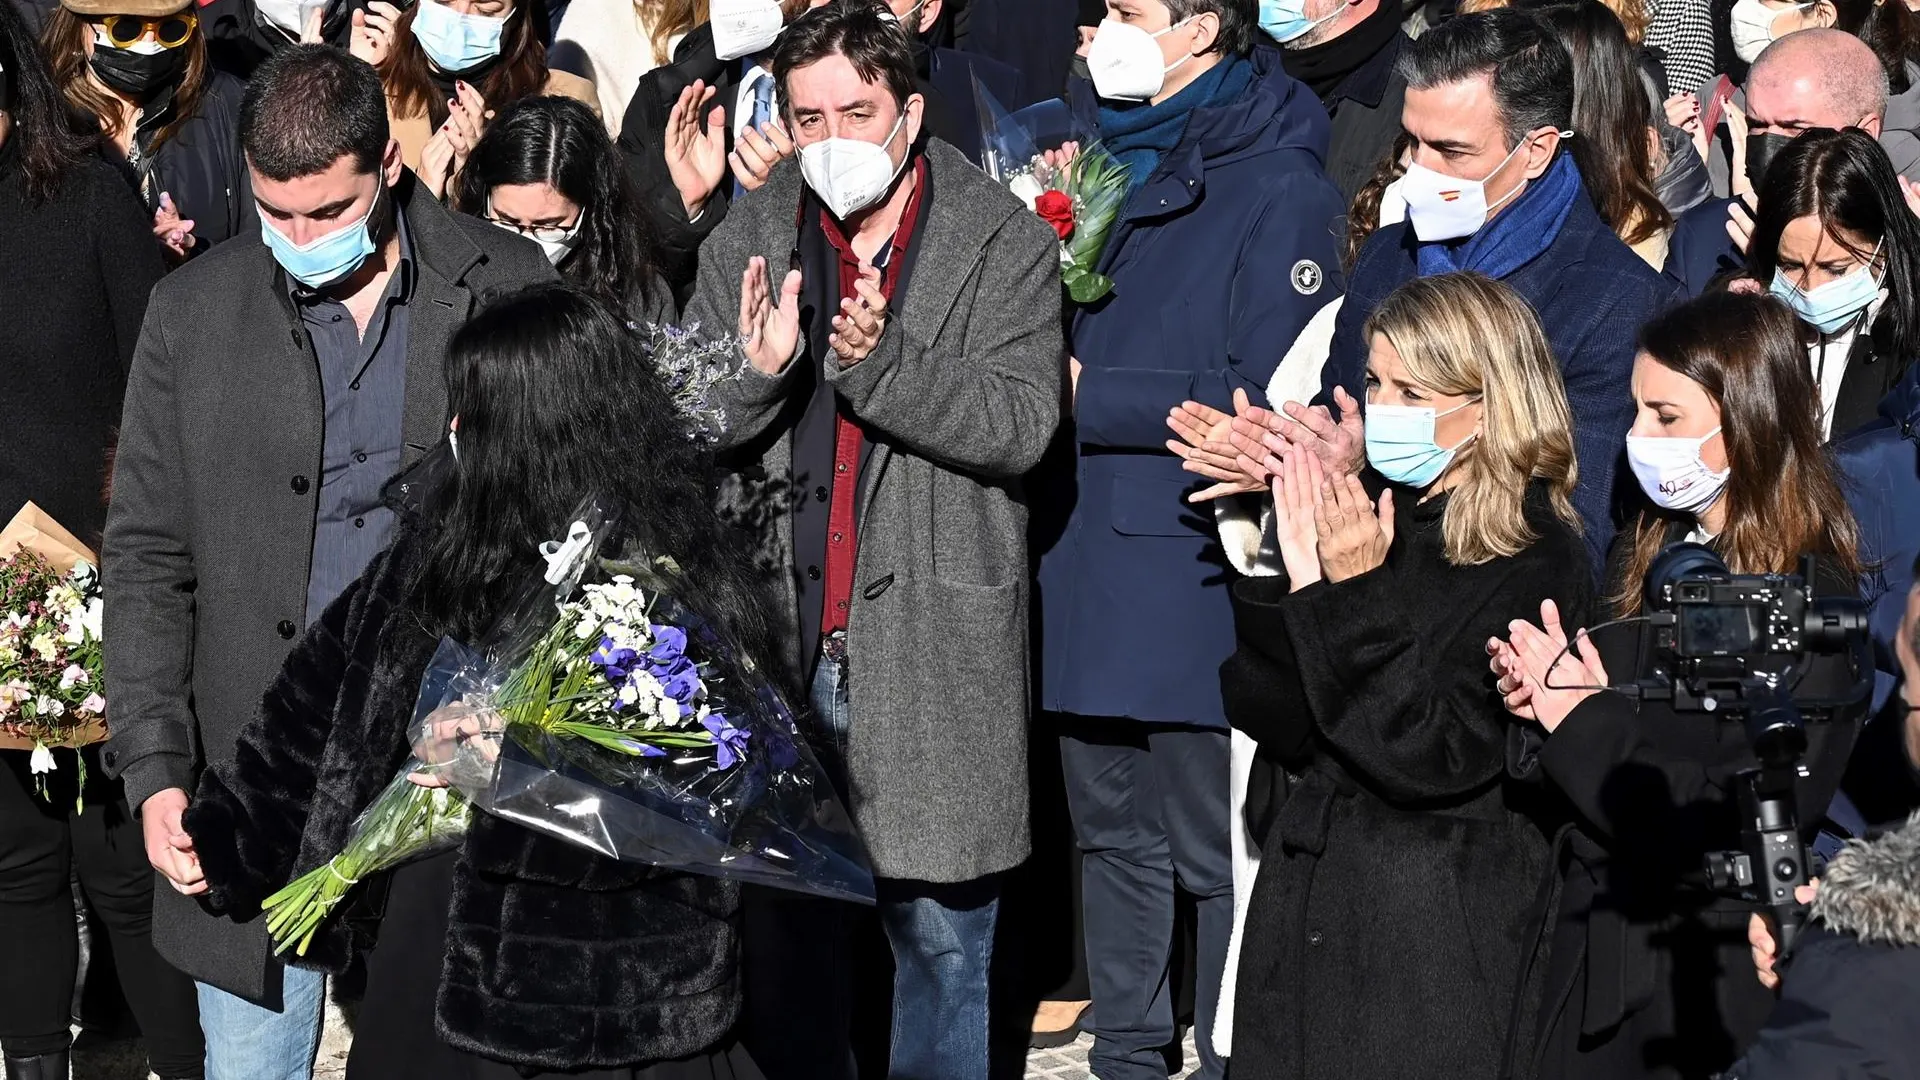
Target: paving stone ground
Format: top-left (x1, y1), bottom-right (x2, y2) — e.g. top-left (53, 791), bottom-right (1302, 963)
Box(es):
top-left (18, 995), bottom-right (1198, 1080)
top-left (26, 991), bottom-right (1198, 1076)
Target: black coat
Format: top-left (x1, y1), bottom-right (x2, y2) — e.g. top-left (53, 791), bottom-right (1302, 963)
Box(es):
top-left (122, 70), bottom-right (254, 254)
top-left (1513, 530), bottom-right (1869, 1080)
top-left (1727, 812), bottom-right (1920, 1080)
top-left (201, 0), bottom-right (365, 81)
top-left (1222, 482), bottom-right (1593, 1079)
top-left (184, 490), bottom-right (741, 1071)
top-left (0, 143), bottom-right (165, 546)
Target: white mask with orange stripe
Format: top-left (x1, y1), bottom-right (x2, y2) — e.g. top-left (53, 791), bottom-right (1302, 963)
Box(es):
top-left (1398, 139), bottom-right (1529, 243)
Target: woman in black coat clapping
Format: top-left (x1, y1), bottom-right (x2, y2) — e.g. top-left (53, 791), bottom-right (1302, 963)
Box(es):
top-left (1494, 290), bottom-right (1870, 1080)
top-left (1222, 271), bottom-right (1593, 1080)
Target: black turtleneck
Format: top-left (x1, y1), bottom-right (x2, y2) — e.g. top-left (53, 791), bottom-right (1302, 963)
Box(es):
top-left (1279, 0), bottom-right (1404, 102)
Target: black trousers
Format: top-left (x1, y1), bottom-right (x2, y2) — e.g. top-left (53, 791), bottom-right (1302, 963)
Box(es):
top-left (0, 746), bottom-right (203, 1077)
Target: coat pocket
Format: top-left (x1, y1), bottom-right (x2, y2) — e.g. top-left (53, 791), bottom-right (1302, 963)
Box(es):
top-left (1110, 475), bottom-right (1208, 538)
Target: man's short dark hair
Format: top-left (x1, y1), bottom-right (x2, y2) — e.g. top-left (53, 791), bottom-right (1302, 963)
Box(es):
top-left (240, 45), bottom-right (389, 182)
top-left (1164, 0), bottom-right (1257, 57)
top-left (1398, 9), bottom-right (1574, 149)
top-left (772, 1), bottom-right (918, 119)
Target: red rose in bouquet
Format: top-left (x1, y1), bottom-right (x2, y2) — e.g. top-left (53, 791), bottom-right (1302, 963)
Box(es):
top-left (1034, 190), bottom-right (1075, 241)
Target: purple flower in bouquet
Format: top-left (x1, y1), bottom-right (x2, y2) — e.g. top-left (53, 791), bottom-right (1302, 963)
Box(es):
top-left (661, 667), bottom-right (703, 711)
top-left (590, 637), bottom-right (639, 681)
top-left (646, 624), bottom-right (688, 667)
top-left (700, 712), bottom-right (749, 769)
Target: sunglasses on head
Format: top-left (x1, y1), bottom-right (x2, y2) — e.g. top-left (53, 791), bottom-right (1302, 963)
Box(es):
top-left (94, 12), bottom-right (198, 48)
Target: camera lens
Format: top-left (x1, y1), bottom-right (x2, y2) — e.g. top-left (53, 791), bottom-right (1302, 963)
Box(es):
top-left (1803, 595), bottom-right (1869, 651)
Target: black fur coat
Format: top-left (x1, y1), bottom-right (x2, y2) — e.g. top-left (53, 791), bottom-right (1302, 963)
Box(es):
top-left (184, 505), bottom-right (741, 1070)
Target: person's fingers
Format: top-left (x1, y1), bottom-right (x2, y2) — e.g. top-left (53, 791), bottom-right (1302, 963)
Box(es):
top-left (1573, 628), bottom-right (1609, 685)
top-left (1376, 487), bottom-right (1395, 544)
top-left (1189, 481), bottom-right (1254, 503)
top-left (763, 119), bottom-right (795, 156)
top-left (1283, 399), bottom-right (1339, 442)
top-left (738, 263), bottom-right (760, 340)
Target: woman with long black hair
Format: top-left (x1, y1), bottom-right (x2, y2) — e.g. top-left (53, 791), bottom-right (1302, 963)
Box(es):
top-left (41, 0), bottom-right (250, 259)
top-left (182, 283), bottom-right (770, 1079)
top-left (1495, 290), bottom-right (1871, 1079)
top-left (0, 3), bottom-right (201, 1077)
top-left (1744, 127), bottom-right (1920, 439)
top-left (455, 94), bottom-right (669, 322)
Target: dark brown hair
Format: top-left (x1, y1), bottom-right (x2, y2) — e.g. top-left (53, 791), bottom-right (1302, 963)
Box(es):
top-left (379, 1), bottom-right (548, 131)
top-left (1612, 291), bottom-right (1863, 614)
top-left (1345, 132), bottom-right (1412, 271)
top-left (42, 5), bottom-right (207, 154)
top-left (1534, 2), bottom-right (1671, 246)
top-left (772, 0), bottom-right (917, 121)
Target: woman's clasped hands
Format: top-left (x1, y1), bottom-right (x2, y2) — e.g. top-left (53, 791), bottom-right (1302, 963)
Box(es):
top-left (1488, 598), bottom-right (1607, 732)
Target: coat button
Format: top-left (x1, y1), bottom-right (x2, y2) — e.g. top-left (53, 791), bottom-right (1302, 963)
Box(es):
top-left (277, 619), bottom-right (296, 639)
top-left (290, 475), bottom-right (309, 494)
top-left (103, 749), bottom-right (118, 769)
top-left (1307, 930), bottom-right (1324, 947)
top-left (814, 486), bottom-right (828, 502)
top-left (807, 566), bottom-right (821, 581)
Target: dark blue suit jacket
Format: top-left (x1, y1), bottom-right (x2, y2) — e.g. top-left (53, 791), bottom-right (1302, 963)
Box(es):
top-left (1836, 366), bottom-right (1920, 710)
top-left (927, 45), bottom-right (1029, 165)
top-left (1036, 50), bottom-right (1347, 728)
top-left (1663, 196), bottom-right (1745, 297)
top-left (1318, 189), bottom-right (1679, 574)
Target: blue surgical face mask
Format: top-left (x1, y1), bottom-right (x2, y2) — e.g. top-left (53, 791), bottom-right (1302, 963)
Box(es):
top-left (412, 0), bottom-right (510, 73)
top-left (259, 188), bottom-right (381, 289)
top-left (1365, 398), bottom-right (1480, 488)
top-left (1260, 0), bottom-right (1348, 44)
top-left (1769, 241), bottom-right (1883, 336)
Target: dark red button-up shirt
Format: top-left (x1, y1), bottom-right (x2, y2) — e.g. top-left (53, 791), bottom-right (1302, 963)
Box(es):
top-left (815, 156), bottom-right (928, 638)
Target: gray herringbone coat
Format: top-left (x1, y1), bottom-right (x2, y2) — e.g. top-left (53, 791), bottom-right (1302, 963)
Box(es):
top-left (688, 139), bottom-right (1065, 883)
top-left (101, 170), bottom-right (552, 1004)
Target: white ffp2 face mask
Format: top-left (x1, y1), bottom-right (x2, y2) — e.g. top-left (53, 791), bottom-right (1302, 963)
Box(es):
top-left (1730, 0), bottom-right (1811, 64)
top-left (1626, 427), bottom-right (1730, 513)
top-left (711, 0), bottom-right (785, 61)
top-left (799, 112), bottom-right (910, 220)
top-left (1086, 17), bottom-right (1194, 102)
top-left (1398, 138), bottom-right (1539, 242)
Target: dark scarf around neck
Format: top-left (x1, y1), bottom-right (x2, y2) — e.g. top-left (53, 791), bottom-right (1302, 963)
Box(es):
top-left (1280, 0), bottom-right (1402, 101)
top-left (1098, 53), bottom-right (1254, 197)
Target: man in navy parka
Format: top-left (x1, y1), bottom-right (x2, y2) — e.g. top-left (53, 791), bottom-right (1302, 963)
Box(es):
top-left (1033, 1), bottom-right (1346, 1075)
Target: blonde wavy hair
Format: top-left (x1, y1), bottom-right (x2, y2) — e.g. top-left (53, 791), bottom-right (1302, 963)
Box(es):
top-left (1363, 272), bottom-right (1582, 567)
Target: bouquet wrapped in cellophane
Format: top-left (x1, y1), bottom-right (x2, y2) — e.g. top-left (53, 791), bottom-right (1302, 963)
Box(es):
top-left (0, 503), bottom-right (108, 809)
top-left (974, 80), bottom-right (1132, 303)
top-left (262, 495), bottom-right (875, 956)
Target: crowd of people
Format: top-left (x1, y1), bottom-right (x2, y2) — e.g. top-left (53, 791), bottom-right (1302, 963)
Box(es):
top-left (5, 0), bottom-right (1920, 1078)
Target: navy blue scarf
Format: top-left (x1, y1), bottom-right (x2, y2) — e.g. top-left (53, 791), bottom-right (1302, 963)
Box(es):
top-left (1415, 152), bottom-right (1582, 281)
top-left (1098, 55), bottom-right (1253, 198)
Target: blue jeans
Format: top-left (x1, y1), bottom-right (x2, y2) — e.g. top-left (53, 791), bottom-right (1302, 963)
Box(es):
top-left (194, 965), bottom-right (325, 1080)
top-left (811, 655), bottom-right (1000, 1080)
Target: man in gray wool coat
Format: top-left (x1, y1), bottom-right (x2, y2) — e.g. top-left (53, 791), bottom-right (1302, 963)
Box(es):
top-left (681, 4), bottom-right (1065, 1078)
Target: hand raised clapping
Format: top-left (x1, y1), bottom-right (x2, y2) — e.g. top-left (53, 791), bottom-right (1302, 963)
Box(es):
top-left (738, 255), bottom-right (803, 375)
top-left (1488, 598), bottom-right (1606, 732)
top-left (829, 262), bottom-right (887, 367)
top-left (1314, 469), bottom-right (1393, 583)
top-left (665, 80), bottom-right (727, 218)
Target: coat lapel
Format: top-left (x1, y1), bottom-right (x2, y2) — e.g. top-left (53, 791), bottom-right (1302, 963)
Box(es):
top-left (395, 172), bottom-right (481, 461)
top-left (854, 143), bottom-right (1009, 527)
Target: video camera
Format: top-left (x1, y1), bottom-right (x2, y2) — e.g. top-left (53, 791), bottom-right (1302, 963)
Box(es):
top-left (1630, 543), bottom-right (1871, 958)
